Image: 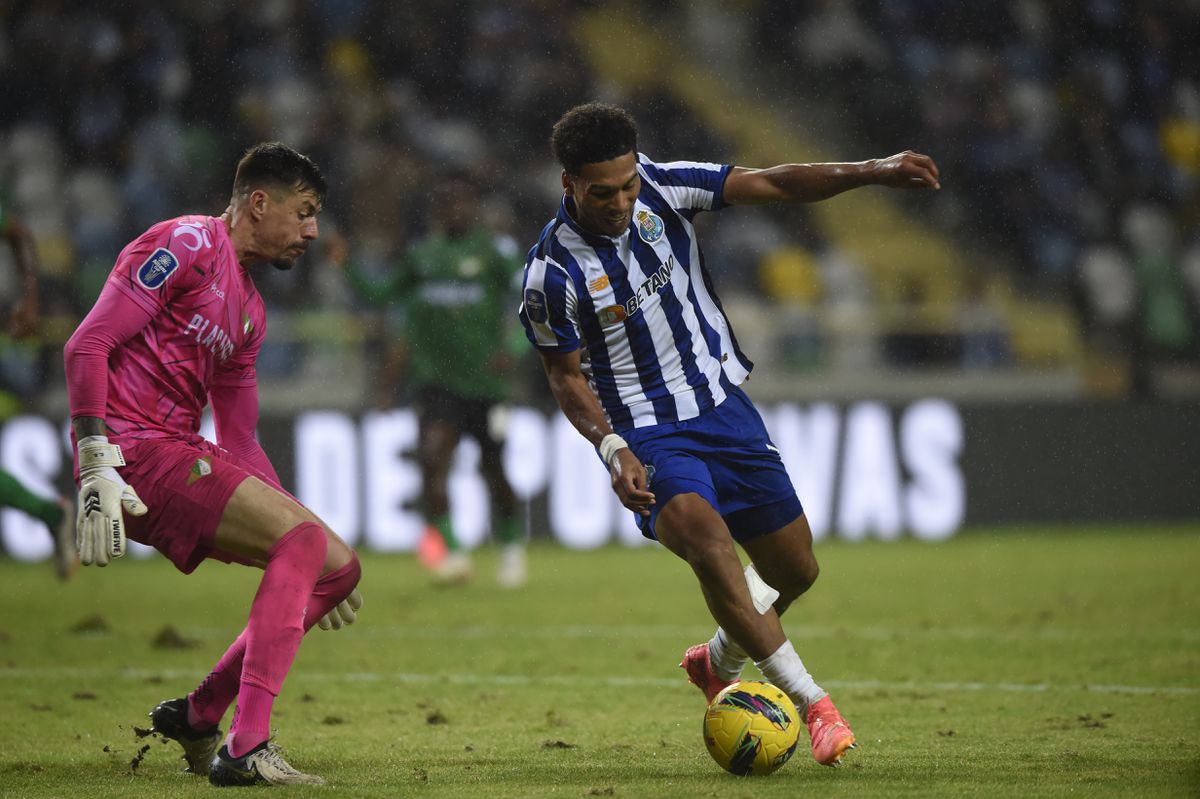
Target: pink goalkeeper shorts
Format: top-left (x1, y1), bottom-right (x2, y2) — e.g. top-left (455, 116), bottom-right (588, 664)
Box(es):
top-left (117, 437), bottom-right (265, 573)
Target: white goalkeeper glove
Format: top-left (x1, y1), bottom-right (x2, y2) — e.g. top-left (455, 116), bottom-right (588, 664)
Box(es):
top-left (76, 435), bottom-right (148, 566)
top-left (317, 589), bottom-right (363, 631)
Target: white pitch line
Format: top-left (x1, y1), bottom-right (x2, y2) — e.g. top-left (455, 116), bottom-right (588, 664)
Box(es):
top-left (183, 623), bottom-right (1200, 643)
top-left (0, 666), bottom-right (1195, 696)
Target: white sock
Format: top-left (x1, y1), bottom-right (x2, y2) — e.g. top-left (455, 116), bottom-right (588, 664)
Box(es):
top-left (708, 628), bottom-right (750, 682)
top-left (755, 639), bottom-right (827, 713)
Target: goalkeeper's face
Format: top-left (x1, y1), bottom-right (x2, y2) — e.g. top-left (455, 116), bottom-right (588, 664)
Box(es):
top-left (259, 188), bottom-right (322, 271)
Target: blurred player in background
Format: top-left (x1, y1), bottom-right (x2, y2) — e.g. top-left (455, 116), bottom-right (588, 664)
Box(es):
top-left (0, 192), bottom-right (76, 578)
top-left (520, 103), bottom-right (940, 767)
top-left (63, 143), bottom-right (362, 786)
top-left (334, 175), bottom-right (528, 587)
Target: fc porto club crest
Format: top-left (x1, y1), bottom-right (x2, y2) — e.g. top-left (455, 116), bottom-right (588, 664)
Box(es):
top-left (635, 210), bottom-right (664, 244)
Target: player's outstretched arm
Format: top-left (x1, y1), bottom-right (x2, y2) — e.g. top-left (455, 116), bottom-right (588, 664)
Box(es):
top-left (723, 151), bottom-right (940, 205)
top-left (538, 349), bottom-right (655, 517)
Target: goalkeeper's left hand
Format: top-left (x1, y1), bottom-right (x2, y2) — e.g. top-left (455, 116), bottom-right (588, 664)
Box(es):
top-left (318, 589), bottom-right (363, 631)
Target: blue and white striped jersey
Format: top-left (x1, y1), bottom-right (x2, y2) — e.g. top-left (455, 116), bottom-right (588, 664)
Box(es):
top-left (519, 154), bottom-right (754, 432)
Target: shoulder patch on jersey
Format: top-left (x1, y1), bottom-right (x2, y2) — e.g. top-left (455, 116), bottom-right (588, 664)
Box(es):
top-left (635, 210), bottom-right (664, 244)
top-left (136, 248), bottom-right (180, 290)
top-left (524, 288), bottom-right (548, 324)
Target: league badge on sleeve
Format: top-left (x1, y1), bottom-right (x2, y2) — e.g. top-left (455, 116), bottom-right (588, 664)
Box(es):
top-left (136, 248), bottom-right (180, 290)
top-left (524, 288), bottom-right (548, 324)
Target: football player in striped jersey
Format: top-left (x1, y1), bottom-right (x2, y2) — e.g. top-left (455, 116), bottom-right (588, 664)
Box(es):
top-left (521, 103), bottom-right (939, 766)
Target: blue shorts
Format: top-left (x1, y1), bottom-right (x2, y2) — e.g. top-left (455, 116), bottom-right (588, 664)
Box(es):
top-left (621, 386), bottom-right (804, 543)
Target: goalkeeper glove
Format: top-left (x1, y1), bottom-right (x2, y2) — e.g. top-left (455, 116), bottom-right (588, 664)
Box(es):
top-left (317, 589), bottom-right (363, 631)
top-left (76, 435), bottom-right (147, 566)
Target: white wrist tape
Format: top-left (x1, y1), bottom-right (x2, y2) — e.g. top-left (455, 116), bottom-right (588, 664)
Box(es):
top-left (745, 563), bottom-right (780, 614)
top-left (599, 433), bottom-right (629, 467)
top-left (77, 436), bottom-right (125, 472)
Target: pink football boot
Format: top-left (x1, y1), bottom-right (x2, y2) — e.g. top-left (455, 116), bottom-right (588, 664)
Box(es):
top-left (679, 643), bottom-right (736, 703)
top-left (806, 695), bottom-right (857, 766)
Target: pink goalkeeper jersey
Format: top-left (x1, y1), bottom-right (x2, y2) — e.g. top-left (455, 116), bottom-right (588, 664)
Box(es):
top-left (74, 215), bottom-right (266, 443)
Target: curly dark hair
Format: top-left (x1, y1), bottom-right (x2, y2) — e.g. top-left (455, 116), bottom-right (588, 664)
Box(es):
top-left (232, 141), bottom-right (327, 204)
top-left (550, 103), bottom-right (638, 175)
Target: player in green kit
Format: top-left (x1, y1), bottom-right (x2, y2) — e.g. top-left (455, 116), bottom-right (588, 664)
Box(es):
top-left (0, 193), bottom-right (77, 579)
top-left (336, 175), bottom-right (527, 586)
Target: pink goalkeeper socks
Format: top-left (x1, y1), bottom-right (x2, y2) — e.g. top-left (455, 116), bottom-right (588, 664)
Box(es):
top-left (186, 549), bottom-right (361, 737)
top-left (225, 522), bottom-right (327, 755)
top-left (188, 630), bottom-right (248, 730)
top-left (226, 684), bottom-right (276, 758)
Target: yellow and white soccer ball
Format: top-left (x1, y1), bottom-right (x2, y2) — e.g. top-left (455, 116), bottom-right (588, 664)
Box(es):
top-left (703, 680), bottom-right (801, 776)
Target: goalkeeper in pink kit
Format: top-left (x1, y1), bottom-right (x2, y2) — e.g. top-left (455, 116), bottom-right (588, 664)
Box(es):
top-left (64, 143), bottom-right (362, 787)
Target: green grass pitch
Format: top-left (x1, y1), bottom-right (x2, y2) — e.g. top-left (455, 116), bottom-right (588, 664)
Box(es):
top-left (1, 525), bottom-right (1197, 797)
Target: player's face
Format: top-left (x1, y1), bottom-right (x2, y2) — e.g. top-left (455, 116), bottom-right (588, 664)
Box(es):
top-left (564, 151), bottom-right (640, 238)
top-left (260, 188), bottom-right (322, 271)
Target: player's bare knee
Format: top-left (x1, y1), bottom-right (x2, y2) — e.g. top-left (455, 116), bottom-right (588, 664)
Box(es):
top-left (775, 558), bottom-right (820, 603)
top-left (327, 550), bottom-right (361, 594)
top-left (659, 510), bottom-right (728, 569)
top-left (323, 532), bottom-right (357, 574)
top-left (803, 556), bottom-right (819, 589)
top-left (754, 549), bottom-right (819, 603)
top-left (680, 534), bottom-right (742, 587)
